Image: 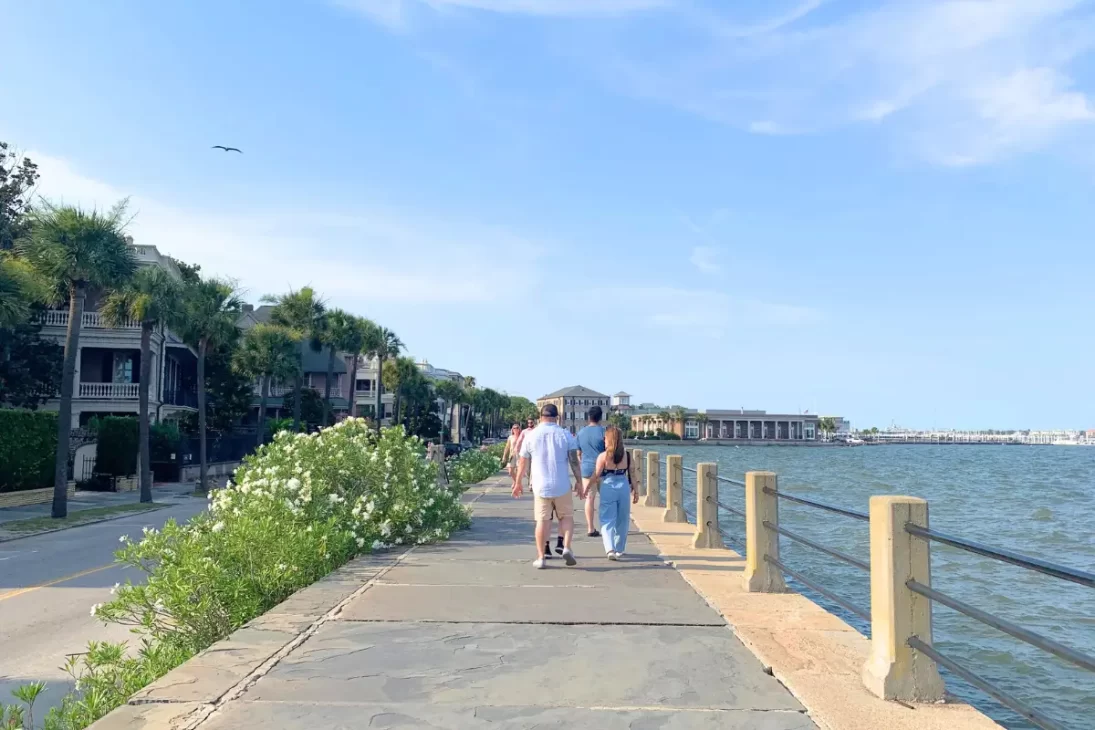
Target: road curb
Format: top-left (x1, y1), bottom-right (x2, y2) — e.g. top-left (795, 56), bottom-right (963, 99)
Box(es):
top-left (0, 503), bottom-right (173, 544)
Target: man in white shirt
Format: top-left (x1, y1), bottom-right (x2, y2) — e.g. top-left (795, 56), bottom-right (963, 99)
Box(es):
top-left (514, 404), bottom-right (585, 568)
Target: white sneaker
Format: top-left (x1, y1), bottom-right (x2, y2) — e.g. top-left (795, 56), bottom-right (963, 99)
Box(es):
top-left (607, 552), bottom-right (618, 561)
top-left (615, 552), bottom-right (625, 559)
top-left (533, 558), bottom-right (546, 569)
top-left (562, 548), bottom-right (577, 566)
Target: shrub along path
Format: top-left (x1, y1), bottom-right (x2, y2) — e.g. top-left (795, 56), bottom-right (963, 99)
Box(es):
top-left (90, 474), bottom-right (814, 730)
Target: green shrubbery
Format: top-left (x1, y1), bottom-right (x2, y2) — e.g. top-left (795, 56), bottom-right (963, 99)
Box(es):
top-left (96, 417), bottom-right (138, 477)
top-left (0, 409), bottom-right (56, 492)
top-left (448, 447), bottom-right (501, 488)
top-left (1, 419), bottom-right (469, 729)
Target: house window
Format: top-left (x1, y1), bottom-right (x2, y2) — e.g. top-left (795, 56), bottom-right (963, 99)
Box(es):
top-left (356, 379), bottom-right (371, 393)
top-left (685, 421), bottom-right (699, 439)
top-left (112, 353), bottom-right (134, 383)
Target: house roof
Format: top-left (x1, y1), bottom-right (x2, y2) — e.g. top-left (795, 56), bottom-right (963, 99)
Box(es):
top-left (301, 344), bottom-right (347, 374)
top-left (538, 385), bottom-right (609, 400)
top-left (613, 391), bottom-right (631, 397)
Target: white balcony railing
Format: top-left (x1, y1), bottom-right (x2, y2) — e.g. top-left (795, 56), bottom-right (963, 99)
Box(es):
top-left (263, 384), bottom-right (343, 398)
top-left (78, 382), bottom-right (140, 399)
top-left (39, 310), bottom-right (141, 330)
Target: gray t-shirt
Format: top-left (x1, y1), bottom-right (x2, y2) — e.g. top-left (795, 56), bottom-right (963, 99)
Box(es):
top-left (519, 422), bottom-right (578, 498)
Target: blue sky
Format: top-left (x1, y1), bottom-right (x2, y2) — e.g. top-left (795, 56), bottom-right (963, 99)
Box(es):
top-left (3, 0), bottom-right (1095, 430)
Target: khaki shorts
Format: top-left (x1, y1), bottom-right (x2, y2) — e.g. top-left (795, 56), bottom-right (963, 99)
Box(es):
top-left (534, 492), bottom-right (574, 522)
top-left (582, 477), bottom-right (599, 497)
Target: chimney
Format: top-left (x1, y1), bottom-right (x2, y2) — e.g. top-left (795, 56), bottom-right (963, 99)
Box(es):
top-left (242, 304), bottom-right (254, 314)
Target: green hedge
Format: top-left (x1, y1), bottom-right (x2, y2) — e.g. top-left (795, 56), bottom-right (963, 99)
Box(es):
top-left (0, 409), bottom-right (57, 492)
top-left (97, 417), bottom-right (138, 477)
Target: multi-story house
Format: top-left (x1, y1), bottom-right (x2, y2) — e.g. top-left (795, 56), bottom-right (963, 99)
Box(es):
top-left (415, 359), bottom-right (465, 440)
top-left (36, 243), bottom-right (199, 427)
top-left (537, 386), bottom-right (612, 434)
top-left (631, 408), bottom-right (821, 441)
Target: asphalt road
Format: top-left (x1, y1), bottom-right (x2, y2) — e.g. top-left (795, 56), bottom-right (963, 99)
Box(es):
top-left (0, 495), bottom-right (207, 714)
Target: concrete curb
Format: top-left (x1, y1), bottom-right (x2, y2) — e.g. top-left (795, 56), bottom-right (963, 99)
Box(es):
top-left (0, 503), bottom-right (171, 543)
top-left (628, 504), bottom-right (1004, 730)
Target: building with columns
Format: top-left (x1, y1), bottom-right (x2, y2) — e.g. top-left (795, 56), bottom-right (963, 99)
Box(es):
top-left (632, 409), bottom-right (821, 442)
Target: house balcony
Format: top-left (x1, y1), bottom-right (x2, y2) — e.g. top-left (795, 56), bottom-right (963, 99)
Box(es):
top-left (78, 382), bottom-right (139, 400)
top-left (163, 388), bottom-right (199, 409)
top-left (40, 310), bottom-right (141, 330)
top-left (262, 384), bottom-right (343, 398)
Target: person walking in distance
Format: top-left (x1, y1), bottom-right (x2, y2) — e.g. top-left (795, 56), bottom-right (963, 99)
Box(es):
top-left (576, 406), bottom-right (606, 538)
top-left (589, 425), bottom-right (638, 560)
top-left (500, 423), bottom-right (522, 490)
top-left (513, 404), bottom-right (585, 568)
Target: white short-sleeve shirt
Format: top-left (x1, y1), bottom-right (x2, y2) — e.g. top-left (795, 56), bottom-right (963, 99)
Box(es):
top-left (519, 422), bottom-right (578, 499)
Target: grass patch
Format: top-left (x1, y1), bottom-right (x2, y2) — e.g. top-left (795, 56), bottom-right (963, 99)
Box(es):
top-left (3, 502), bottom-right (162, 533)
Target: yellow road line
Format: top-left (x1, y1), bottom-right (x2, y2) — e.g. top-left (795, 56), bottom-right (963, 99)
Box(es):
top-left (0, 562), bottom-right (119, 602)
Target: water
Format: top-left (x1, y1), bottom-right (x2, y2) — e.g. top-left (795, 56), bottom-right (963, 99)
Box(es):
top-left (660, 444), bottom-right (1095, 730)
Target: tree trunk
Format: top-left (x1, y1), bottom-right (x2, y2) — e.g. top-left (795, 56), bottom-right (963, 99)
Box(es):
top-left (375, 356), bottom-right (383, 433)
top-left (138, 321), bottom-right (153, 503)
top-left (293, 349), bottom-right (303, 432)
top-left (393, 389), bottom-right (402, 430)
top-left (323, 347), bottom-right (334, 427)
top-left (348, 353), bottom-right (360, 418)
top-left (197, 338), bottom-right (209, 494)
top-left (256, 374), bottom-right (269, 450)
top-left (52, 284), bottom-right (84, 519)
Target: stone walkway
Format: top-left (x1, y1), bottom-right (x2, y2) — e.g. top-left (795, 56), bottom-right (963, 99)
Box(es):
top-left (95, 475), bottom-right (816, 729)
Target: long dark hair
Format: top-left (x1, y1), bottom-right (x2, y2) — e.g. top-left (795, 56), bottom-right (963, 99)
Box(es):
top-left (604, 425), bottom-right (625, 464)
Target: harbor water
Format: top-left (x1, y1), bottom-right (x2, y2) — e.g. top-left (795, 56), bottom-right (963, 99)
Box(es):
top-left (666, 444), bottom-right (1094, 730)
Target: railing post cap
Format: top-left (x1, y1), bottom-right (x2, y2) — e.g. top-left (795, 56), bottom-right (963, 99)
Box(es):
top-left (868, 495), bottom-right (927, 507)
top-left (746, 470), bottom-right (777, 477)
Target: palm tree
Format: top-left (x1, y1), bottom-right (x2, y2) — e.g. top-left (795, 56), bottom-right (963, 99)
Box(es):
top-left (351, 318), bottom-right (382, 419)
top-left (17, 202), bottom-right (137, 518)
top-left (672, 407), bottom-right (688, 437)
top-left (372, 327), bottom-right (403, 431)
top-left (382, 355), bottom-right (419, 427)
top-left (321, 310), bottom-right (374, 426)
top-left (657, 410), bottom-right (671, 434)
top-left (697, 412), bottom-right (710, 440)
top-left (235, 324), bottom-right (299, 449)
top-left (179, 278), bottom-right (242, 493)
top-left (434, 379), bottom-right (464, 443)
top-left (0, 252), bottom-right (47, 328)
top-left (101, 267), bottom-right (181, 503)
top-left (264, 287), bottom-right (326, 432)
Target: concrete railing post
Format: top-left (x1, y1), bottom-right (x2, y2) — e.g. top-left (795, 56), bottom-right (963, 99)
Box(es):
top-left (643, 451), bottom-right (662, 507)
top-left (862, 496), bottom-right (944, 701)
top-left (742, 471), bottom-right (787, 593)
top-left (663, 455), bottom-right (686, 523)
top-left (630, 448), bottom-right (643, 497)
top-left (692, 462), bottom-right (722, 549)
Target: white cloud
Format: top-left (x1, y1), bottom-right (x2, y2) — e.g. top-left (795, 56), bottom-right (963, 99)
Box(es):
top-left (689, 246), bottom-right (721, 274)
top-left (603, 286), bottom-right (820, 338)
top-left (598, 0), bottom-right (1095, 163)
top-left (29, 150), bottom-right (546, 305)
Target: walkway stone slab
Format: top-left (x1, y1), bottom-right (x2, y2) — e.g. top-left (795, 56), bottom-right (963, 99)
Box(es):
top-left (246, 621), bottom-right (800, 710)
top-left (339, 583), bottom-right (726, 624)
top-left (380, 557), bottom-right (687, 588)
top-left (202, 701), bottom-right (814, 729)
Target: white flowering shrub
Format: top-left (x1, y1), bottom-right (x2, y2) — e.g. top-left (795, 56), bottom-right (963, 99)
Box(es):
top-left (447, 447), bottom-right (502, 489)
top-left (95, 419), bottom-right (469, 656)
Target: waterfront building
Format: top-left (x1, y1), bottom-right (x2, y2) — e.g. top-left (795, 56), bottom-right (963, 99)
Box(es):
top-left (631, 408), bottom-right (821, 441)
top-left (537, 386), bottom-right (612, 434)
top-left (35, 242), bottom-right (199, 426)
top-left (610, 392), bottom-right (632, 413)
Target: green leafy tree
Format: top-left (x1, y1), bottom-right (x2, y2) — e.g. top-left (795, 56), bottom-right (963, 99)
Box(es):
top-left (17, 202), bottom-right (137, 518)
top-left (282, 386), bottom-right (325, 430)
top-left (0, 141), bottom-right (38, 252)
top-left (607, 412), bottom-right (631, 433)
top-left (265, 287), bottom-right (326, 432)
top-left (818, 416), bottom-right (836, 437)
top-left (502, 395), bottom-right (537, 426)
top-left (235, 323), bottom-right (299, 448)
top-left (0, 321), bottom-right (62, 408)
top-left (178, 278), bottom-right (242, 492)
top-left (102, 267), bottom-right (181, 503)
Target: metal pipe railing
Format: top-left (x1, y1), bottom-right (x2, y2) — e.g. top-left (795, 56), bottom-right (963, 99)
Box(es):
top-left (763, 487), bottom-right (869, 521)
top-left (765, 555), bottom-right (870, 621)
top-left (905, 523), bottom-right (1095, 589)
top-left (907, 637), bottom-right (1064, 730)
top-left (906, 580), bottom-right (1095, 673)
top-left (716, 475), bottom-right (746, 487)
top-left (764, 520), bottom-right (869, 572)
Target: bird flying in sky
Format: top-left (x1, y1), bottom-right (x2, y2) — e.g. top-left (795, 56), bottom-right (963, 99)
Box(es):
top-left (211, 145), bottom-right (242, 153)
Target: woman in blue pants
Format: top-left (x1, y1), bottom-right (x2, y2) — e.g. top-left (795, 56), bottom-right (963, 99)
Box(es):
top-left (591, 425), bottom-right (638, 560)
